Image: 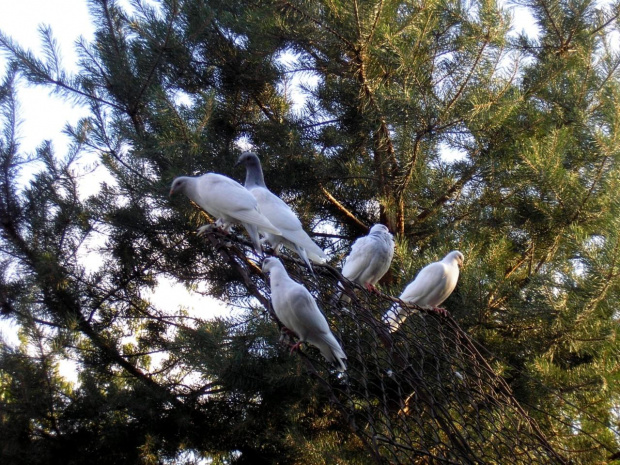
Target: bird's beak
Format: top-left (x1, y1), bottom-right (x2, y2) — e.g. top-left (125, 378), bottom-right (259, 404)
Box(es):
top-left (233, 160), bottom-right (241, 168)
top-left (169, 188), bottom-right (175, 197)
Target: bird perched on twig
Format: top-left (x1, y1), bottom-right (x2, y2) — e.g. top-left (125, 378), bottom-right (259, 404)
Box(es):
top-left (170, 172), bottom-right (281, 252)
top-left (262, 257), bottom-right (347, 372)
top-left (236, 152), bottom-right (327, 272)
top-left (383, 250), bottom-right (464, 332)
top-left (338, 224), bottom-right (394, 302)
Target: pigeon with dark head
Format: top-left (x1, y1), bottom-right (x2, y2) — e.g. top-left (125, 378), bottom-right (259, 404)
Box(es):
top-left (236, 152), bottom-right (327, 271)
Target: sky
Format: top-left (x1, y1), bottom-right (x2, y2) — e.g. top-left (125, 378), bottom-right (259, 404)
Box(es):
top-left (0, 0), bottom-right (94, 155)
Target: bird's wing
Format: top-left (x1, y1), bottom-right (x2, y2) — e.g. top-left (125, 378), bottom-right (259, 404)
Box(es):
top-left (282, 285), bottom-right (333, 339)
top-left (386, 260), bottom-right (457, 332)
top-left (285, 285), bottom-right (346, 371)
top-left (250, 187), bottom-right (303, 231)
top-left (310, 331), bottom-right (347, 371)
top-left (200, 175), bottom-right (281, 235)
top-left (377, 234), bottom-right (395, 276)
top-left (400, 262), bottom-right (449, 307)
top-left (251, 187), bottom-right (326, 260)
top-left (341, 236), bottom-right (374, 281)
top-left (343, 234), bottom-right (394, 285)
top-left (270, 273), bottom-right (346, 370)
top-left (270, 277), bottom-right (306, 332)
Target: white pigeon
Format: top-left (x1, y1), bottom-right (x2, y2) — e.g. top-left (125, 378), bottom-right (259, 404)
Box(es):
top-left (383, 250), bottom-right (464, 331)
top-left (170, 172), bottom-right (281, 252)
top-left (236, 152), bottom-right (327, 271)
top-left (262, 257), bottom-right (347, 371)
top-left (338, 224), bottom-right (395, 302)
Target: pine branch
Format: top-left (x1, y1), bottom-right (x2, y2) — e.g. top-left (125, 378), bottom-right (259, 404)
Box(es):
top-left (570, 153), bottom-right (610, 224)
top-left (277, 0), bottom-right (355, 49)
top-left (589, 9), bottom-right (620, 37)
top-left (0, 38), bottom-right (124, 112)
top-left (414, 164), bottom-right (478, 224)
top-left (319, 183), bottom-right (368, 232)
top-left (537, 0), bottom-right (565, 45)
top-left (131, 0), bottom-right (179, 115)
top-left (441, 32), bottom-right (491, 117)
top-left (365, 0), bottom-right (385, 48)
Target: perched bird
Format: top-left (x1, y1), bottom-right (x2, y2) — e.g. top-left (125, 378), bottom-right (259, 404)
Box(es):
top-left (262, 257), bottom-right (347, 371)
top-left (170, 173), bottom-right (281, 252)
top-left (338, 224), bottom-right (395, 302)
top-left (383, 250), bottom-right (464, 331)
top-left (236, 152), bottom-right (327, 271)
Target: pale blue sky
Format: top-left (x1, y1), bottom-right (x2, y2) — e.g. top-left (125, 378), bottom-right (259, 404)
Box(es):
top-left (0, 0), bottom-right (94, 155)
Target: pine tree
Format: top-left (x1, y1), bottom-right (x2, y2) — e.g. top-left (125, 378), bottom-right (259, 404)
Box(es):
top-left (1, 0), bottom-right (619, 463)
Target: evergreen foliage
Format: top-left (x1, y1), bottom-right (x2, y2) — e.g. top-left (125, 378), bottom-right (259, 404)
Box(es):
top-left (0, 0), bottom-right (619, 463)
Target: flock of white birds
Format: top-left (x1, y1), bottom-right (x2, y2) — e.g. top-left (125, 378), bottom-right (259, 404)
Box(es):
top-left (170, 152), bottom-right (464, 372)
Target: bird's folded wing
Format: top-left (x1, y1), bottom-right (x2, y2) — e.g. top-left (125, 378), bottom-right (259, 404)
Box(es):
top-left (252, 188), bottom-right (326, 259)
top-left (284, 286), bottom-right (332, 335)
top-left (342, 237), bottom-right (373, 280)
top-left (401, 263), bottom-right (449, 304)
top-left (251, 188), bottom-right (303, 230)
top-left (204, 177), bottom-right (281, 235)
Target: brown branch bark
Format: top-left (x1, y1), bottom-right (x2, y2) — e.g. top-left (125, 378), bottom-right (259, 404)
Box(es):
top-left (414, 164), bottom-right (477, 224)
top-left (319, 184), bottom-right (369, 232)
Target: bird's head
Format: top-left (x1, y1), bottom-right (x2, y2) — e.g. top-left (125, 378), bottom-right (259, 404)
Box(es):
top-left (234, 151), bottom-right (261, 168)
top-left (262, 256), bottom-right (281, 274)
top-left (450, 250), bottom-right (465, 267)
top-left (170, 177), bottom-right (188, 196)
top-left (369, 224), bottom-right (390, 235)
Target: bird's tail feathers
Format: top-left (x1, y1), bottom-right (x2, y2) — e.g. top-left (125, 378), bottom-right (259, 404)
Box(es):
top-left (316, 334), bottom-right (347, 372)
top-left (335, 281), bottom-right (352, 304)
top-left (294, 235), bottom-right (327, 263)
top-left (294, 244), bottom-right (316, 277)
top-left (307, 246), bottom-right (327, 264)
top-left (383, 303), bottom-right (403, 333)
top-left (245, 224), bottom-right (263, 253)
top-left (260, 223), bottom-right (282, 236)
top-left (332, 355), bottom-right (347, 372)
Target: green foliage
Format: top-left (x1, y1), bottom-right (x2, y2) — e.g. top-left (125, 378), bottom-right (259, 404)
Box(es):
top-left (0, 0), bottom-right (619, 462)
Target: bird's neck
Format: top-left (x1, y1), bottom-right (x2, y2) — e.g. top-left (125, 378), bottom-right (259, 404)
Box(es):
top-left (269, 267), bottom-right (289, 285)
top-left (245, 163), bottom-right (267, 189)
top-left (182, 176), bottom-right (199, 199)
top-left (373, 232), bottom-right (391, 244)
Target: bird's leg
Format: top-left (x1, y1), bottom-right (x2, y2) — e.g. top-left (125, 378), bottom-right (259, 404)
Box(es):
top-left (279, 326), bottom-right (299, 349)
top-left (289, 340), bottom-right (305, 354)
top-left (430, 307), bottom-right (449, 317)
top-left (365, 283), bottom-right (378, 293)
top-left (215, 219), bottom-right (233, 233)
top-left (279, 327), bottom-right (304, 353)
top-left (280, 326), bottom-right (297, 339)
top-left (197, 224), bottom-right (216, 236)
top-left (273, 243), bottom-right (283, 256)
